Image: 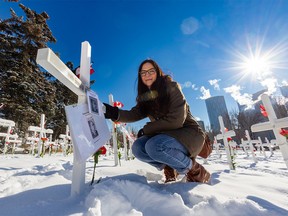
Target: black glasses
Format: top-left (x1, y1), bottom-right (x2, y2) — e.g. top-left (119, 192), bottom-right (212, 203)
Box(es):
top-left (139, 68), bottom-right (156, 77)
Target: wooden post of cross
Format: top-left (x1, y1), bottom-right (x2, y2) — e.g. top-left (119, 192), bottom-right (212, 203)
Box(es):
top-left (251, 94), bottom-right (288, 169)
top-left (108, 94), bottom-right (119, 166)
top-left (243, 130), bottom-right (258, 163)
top-left (36, 41), bottom-right (91, 196)
top-left (38, 114), bottom-right (46, 157)
top-left (216, 116), bottom-right (236, 170)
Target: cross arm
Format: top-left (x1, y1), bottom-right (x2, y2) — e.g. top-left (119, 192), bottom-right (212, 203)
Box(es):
top-left (251, 122), bottom-right (271, 132)
top-left (252, 117), bottom-right (288, 132)
top-left (216, 130), bottom-right (235, 140)
top-left (36, 48), bottom-right (85, 96)
top-left (0, 119), bottom-right (15, 127)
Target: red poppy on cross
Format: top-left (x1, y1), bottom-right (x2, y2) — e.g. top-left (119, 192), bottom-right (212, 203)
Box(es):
top-left (260, 104), bottom-right (268, 117)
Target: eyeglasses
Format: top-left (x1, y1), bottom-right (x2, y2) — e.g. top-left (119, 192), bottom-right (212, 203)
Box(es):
top-left (139, 68), bottom-right (156, 77)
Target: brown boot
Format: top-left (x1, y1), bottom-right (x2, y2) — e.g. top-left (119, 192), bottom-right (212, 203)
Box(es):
top-left (186, 158), bottom-right (211, 183)
top-left (164, 165), bottom-right (179, 183)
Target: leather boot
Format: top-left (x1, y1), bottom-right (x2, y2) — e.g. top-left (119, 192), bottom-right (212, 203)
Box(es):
top-left (186, 158), bottom-right (210, 183)
top-left (164, 165), bottom-right (179, 183)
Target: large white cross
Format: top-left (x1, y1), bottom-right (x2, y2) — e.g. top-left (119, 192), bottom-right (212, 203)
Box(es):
top-left (36, 41), bottom-right (91, 196)
top-left (216, 116), bottom-right (236, 170)
top-left (251, 94), bottom-right (288, 169)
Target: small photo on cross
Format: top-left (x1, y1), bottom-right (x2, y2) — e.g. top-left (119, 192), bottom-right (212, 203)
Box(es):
top-left (87, 116), bottom-right (99, 139)
top-left (89, 96), bottom-right (99, 115)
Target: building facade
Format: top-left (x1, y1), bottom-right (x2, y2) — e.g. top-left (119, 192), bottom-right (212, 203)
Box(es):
top-left (205, 96), bottom-right (231, 134)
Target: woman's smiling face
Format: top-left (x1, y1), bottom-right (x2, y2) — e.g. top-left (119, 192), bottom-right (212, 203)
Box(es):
top-left (140, 62), bottom-right (157, 89)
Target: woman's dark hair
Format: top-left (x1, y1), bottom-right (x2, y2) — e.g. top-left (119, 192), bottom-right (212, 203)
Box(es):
top-left (136, 59), bottom-right (172, 116)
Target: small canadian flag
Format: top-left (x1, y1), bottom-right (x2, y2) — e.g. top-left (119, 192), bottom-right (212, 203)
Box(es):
top-left (75, 63), bottom-right (95, 78)
top-left (113, 101), bottom-right (124, 108)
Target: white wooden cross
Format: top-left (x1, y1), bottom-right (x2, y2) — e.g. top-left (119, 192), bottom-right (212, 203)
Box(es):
top-left (264, 137), bottom-right (275, 156)
top-left (108, 94), bottom-right (119, 166)
top-left (251, 94), bottom-right (288, 169)
top-left (0, 118), bottom-right (22, 154)
top-left (216, 116), bottom-right (236, 170)
top-left (59, 125), bottom-right (71, 156)
top-left (36, 41), bottom-right (91, 196)
top-left (27, 114), bottom-right (53, 157)
top-left (241, 130), bottom-right (258, 163)
top-left (120, 125), bottom-right (136, 160)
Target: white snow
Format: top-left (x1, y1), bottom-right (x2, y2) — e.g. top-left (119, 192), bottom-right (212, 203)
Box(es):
top-left (0, 149), bottom-right (287, 216)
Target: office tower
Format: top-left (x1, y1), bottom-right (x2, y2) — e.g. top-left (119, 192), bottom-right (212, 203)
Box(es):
top-left (197, 120), bottom-right (205, 132)
top-left (205, 96), bottom-right (231, 133)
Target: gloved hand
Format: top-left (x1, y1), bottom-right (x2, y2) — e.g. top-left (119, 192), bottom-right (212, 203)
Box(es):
top-left (103, 103), bottom-right (119, 121)
top-left (137, 128), bottom-right (145, 138)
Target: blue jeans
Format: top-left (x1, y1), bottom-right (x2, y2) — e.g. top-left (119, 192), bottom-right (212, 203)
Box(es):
top-left (132, 134), bottom-right (192, 174)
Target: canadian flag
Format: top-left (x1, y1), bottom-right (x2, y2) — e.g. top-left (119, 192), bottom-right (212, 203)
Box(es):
top-left (75, 63), bottom-right (95, 78)
top-left (113, 101), bottom-right (124, 108)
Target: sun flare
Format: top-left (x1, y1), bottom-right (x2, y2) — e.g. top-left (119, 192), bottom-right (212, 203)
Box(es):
top-left (242, 55), bottom-right (270, 74)
top-left (226, 39), bottom-right (288, 82)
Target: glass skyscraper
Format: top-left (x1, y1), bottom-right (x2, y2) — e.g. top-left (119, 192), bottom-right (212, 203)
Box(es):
top-left (205, 96), bottom-right (231, 134)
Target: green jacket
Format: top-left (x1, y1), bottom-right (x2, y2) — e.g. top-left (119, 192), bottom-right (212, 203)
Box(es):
top-left (118, 81), bottom-right (205, 157)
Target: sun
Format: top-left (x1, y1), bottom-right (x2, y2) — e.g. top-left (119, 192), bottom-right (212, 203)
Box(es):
top-left (240, 53), bottom-right (272, 79)
top-left (243, 56), bottom-right (269, 73)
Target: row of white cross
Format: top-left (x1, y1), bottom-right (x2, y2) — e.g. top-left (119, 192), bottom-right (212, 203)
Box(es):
top-left (1, 114), bottom-right (72, 156)
top-left (0, 118), bottom-right (22, 154)
top-left (216, 94), bottom-right (288, 169)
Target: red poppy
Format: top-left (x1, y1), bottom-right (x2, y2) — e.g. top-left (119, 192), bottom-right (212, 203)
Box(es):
top-left (227, 137), bottom-right (233, 142)
top-left (98, 146), bottom-right (107, 155)
top-left (280, 128), bottom-right (288, 138)
top-left (260, 104), bottom-right (268, 117)
top-left (41, 137), bottom-right (48, 141)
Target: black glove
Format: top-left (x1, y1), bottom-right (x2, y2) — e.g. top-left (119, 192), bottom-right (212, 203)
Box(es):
top-left (137, 128), bottom-right (145, 138)
top-left (103, 103), bottom-right (119, 121)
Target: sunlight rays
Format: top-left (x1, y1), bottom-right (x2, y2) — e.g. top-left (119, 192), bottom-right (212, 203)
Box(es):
top-left (227, 38), bottom-right (288, 83)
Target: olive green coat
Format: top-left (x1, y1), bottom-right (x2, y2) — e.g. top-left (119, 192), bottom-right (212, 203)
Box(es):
top-left (118, 81), bottom-right (205, 157)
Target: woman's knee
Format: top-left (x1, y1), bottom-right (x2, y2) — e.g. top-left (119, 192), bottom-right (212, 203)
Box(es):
top-left (131, 140), bottom-right (140, 156)
top-left (145, 137), bottom-right (164, 159)
top-left (131, 136), bottom-right (147, 156)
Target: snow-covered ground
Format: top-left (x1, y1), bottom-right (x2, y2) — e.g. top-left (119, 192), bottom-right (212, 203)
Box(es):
top-left (0, 148), bottom-right (287, 216)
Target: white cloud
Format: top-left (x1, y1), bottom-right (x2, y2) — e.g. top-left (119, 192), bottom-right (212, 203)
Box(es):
top-left (260, 77), bottom-right (277, 95)
top-left (224, 85), bottom-right (254, 109)
top-left (191, 84), bottom-right (198, 90)
top-left (180, 17), bottom-right (199, 35)
top-left (208, 79), bottom-right (221, 90)
top-left (183, 81), bottom-right (192, 88)
top-left (199, 86), bottom-right (211, 99)
top-left (180, 81), bottom-right (198, 90)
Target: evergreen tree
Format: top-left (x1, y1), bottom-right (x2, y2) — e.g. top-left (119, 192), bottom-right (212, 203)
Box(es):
top-left (0, 4), bottom-right (57, 134)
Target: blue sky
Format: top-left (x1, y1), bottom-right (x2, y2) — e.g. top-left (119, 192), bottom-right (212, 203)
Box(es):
top-left (1, 0), bottom-right (288, 130)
